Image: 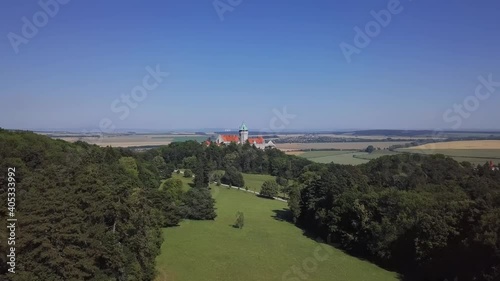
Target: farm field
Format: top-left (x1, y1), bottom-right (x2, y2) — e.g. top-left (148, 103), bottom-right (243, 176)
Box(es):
top-left (409, 140), bottom-right (500, 149)
top-left (275, 141), bottom-right (409, 151)
top-left (52, 134), bottom-right (207, 147)
top-left (297, 150), bottom-right (370, 165)
top-left (155, 185), bottom-right (398, 281)
top-left (169, 136), bottom-right (209, 142)
top-left (399, 149), bottom-right (500, 158)
top-left (296, 147), bottom-right (500, 166)
top-left (398, 148), bottom-right (500, 165)
top-left (353, 150), bottom-right (402, 160)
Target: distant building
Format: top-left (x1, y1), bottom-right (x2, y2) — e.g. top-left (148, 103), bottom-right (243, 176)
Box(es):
top-left (205, 123), bottom-right (275, 149)
top-left (490, 161), bottom-right (499, 171)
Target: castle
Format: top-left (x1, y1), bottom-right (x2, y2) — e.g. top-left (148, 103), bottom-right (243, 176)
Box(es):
top-left (205, 123), bottom-right (275, 149)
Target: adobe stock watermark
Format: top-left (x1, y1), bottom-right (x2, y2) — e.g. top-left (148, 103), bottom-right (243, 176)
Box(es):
top-left (281, 237), bottom-right (334, 281)
top-left (7, 0), bottom-right (70, 54)
top-left (213, 0), bottom-right (243, 21)
top-left (257, 106), bottom-right (297, 135)
top-left (81, 64), bottom-right (169, 141)
top-left (339, 0), bottom-right (408, 63)
top-left (443, 73), bottom-right (499, 129)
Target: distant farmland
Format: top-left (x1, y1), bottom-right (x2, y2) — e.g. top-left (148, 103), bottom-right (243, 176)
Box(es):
top-left (297, 150), bottom-right (370, 165)
top-left (409, 140), bottom-right (500, 150)
top-left (296, 147), bottom-right (500, 166)
top-left (398, 149), bottom-right (500, 165)
top-left (397, 140), bottom-right (500, 165)
top-left (53, 134), bottom-right (208, 147)
top-left (352, 150), bottom-right (401, 160)
top-left (275, 141), bottom-right (410, 151)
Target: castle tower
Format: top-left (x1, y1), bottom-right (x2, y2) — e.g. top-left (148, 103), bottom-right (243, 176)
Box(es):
top-left (239, 122), bottom-right (248, 143)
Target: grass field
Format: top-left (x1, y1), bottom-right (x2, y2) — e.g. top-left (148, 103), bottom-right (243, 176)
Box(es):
top-left (297, 150), bottom-right (370, 165)
top-left (296, 148), bottom-right (500, 166)
top-left (171, 136), bottom-right (209, 142)
top-left (164, 173), bottom-right (194, 191)
top-left (53, 134), bottom-right (208, 147)
top-left (155, 185), bottom-right (399, 281)
top-left (353, 150), bottom-right (402, 160)
top-left (176, 170), bottom-right (276, 193)
top-left (241, 173), bottom-right (276, 193)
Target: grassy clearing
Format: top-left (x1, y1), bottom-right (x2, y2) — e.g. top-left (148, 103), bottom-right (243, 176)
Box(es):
top-left (313, 153), bottom-right (370, 165)
top-left (297, 150), bottom-right (370, 165)
top-left (241, 173), bottom-right (276, 193)
top-left (155, 185), bottom-right (399, 281)
top-left (162, 173), bottom-right (194, 191)
top-left (173, 170), bottom-right (275, 193)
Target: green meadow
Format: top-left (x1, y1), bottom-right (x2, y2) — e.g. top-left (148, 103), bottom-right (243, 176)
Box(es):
top-left (299, 149), bottom-right (500, 166)
top-left (155, 184), bottom-right (399, 281)
top-left (241, 173), bottom-right (276, 192)
top-left (171, 136), bottom-right (209, 142)
top-left (298, 150), bottom-right (370, 165)
top-left (353, 150), bottom-right (402, 160)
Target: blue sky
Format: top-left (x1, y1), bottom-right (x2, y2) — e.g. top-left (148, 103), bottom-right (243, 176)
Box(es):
top-left (1, 0), bottom-right (499, 131)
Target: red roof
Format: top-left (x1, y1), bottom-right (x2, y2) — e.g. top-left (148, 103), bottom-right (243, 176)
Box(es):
top-left (248, 137), bottom-right (264, 144)
top-left (220, 135), bottom-right (240, 142)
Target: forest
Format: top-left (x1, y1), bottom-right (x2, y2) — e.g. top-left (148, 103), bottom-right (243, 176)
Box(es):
top-left (289, 154), bottom-right (500, 280)
top-left (1, 129), bottom-right (499, 280)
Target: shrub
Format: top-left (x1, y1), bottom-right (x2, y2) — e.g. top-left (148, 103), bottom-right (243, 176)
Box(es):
top-left (234, 211), bottom-right (244, 229)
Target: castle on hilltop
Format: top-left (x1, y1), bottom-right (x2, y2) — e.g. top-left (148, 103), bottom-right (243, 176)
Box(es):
top-left (205, 123), bottom-right (275, 149)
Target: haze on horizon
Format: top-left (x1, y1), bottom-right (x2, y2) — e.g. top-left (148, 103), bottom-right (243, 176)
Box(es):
top-left (1, 0), bottom-right (499, 131)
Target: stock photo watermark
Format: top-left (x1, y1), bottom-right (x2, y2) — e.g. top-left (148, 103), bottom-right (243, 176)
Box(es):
top-left (78, 64), bottom-right (169, 143)
top-left (213, 0), bottom-right (243, 21)
top-left (7, 0), bottom-right (70, 54)
top-left (259, 106), bottom-right (297, 134)
top-left (339, 0), bottom-right (409, 63)
top-left (281, 237), bottom-right (334, 281)
top-left (443, 73), bottom-right (499, 129)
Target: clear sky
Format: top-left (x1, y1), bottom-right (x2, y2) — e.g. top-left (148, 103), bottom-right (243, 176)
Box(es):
top-left (1, 0), bottom-right (499, 132)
